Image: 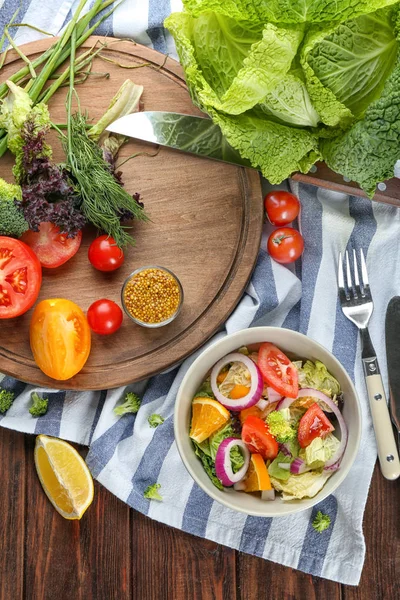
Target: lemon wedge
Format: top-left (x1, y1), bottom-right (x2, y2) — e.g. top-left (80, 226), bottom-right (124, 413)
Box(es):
top-left (34, 434), bottom-right (94, 519)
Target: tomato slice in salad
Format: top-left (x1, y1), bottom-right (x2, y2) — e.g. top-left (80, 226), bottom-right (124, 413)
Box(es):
top-left (258, 342), bottom-right (299, 398)
top-left (21, 222), bottom-right (82, 268)
top-left (297, 403), bottom-right (335, 448)
top-left (0, 237), bottom-right (42, 319)
top-left (241, 415), bottom-right (279, 460)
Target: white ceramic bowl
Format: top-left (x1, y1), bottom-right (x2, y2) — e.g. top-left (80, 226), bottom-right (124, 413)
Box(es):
top-left (174, 327), bottom-right (361, 517)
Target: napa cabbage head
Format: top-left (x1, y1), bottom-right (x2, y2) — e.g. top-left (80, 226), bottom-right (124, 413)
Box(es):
top-left (181, 0), bottom-right (400, 25)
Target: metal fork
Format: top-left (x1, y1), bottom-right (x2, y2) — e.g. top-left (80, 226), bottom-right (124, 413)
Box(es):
top-left (338, 249), bottom-right (400, 480)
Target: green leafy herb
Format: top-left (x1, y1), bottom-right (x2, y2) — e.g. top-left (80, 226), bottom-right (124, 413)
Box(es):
top-left (63, 112), bottom-right (148, 248)
top-left (148, 414), bottom-right (165, 428)
top-left (143, 483), bottom-right (163, 501)
top-left (312, 510), bottom-right (331, 532)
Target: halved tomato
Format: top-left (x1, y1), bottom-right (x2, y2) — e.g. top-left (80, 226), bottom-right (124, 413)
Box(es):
top-left (0, 237), bottom-right (42, 319)
top-left (258, 342), bottom-right (299, 398)
top-left (297, 403), bottom-right (335, 448)
top-left (21, 222), bottom-right (82, 268)
top-left (241, 415), bottom-right (279, 460)
top-left (30, 298), bottom-right (91, 381)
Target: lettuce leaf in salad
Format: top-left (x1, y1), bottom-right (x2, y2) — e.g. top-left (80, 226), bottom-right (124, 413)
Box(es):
top-left (297, 360), bottom-right (341, 398)
top-left (195, 379), bottom-right (214, 398)
top-left (192, 440), bottom-right (223, 490)
top-left (209, 421), bottom-right (239, 459)
top-left (219, 360), bottom-right (251, 396)
top-left (270, 469), bottom-right (333, 500)
top-left (268, 451), bottom-right (292, 481)
top-left (300, 433), bottom-right (340, 469)
top-left (230, 444), bottom-right (246, 473)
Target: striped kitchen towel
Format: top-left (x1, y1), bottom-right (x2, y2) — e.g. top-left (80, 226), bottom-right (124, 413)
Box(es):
top-left (1, 0), bottom-right (399, 586)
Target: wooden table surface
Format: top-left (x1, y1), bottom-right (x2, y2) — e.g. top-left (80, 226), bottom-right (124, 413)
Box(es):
top-left (1, 426), bottom-right (398, 600)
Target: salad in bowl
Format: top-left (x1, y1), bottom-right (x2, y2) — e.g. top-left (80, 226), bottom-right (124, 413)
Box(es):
top-left (175, 327), bottom-right (361, 517)
top-left (189, 343), bottom-right (346, 501)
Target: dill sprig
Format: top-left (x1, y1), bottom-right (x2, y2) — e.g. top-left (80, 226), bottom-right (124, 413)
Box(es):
top-left (63, 111), bottom-right (148, 247)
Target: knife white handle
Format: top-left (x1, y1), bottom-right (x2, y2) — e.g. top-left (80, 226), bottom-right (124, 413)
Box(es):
top-left (366, 374), bottom-right (400, 480)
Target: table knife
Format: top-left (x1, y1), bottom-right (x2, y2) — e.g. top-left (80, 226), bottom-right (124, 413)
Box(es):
top-left (105, 111), bottom-right (254, 169)
top-left (385, 296), bottom-right (400, 454)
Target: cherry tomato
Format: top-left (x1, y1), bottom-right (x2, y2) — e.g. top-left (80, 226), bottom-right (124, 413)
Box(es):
top-left (267, 227), bottom-right (304, 264)
top-left (264, 191), bottom-right (300, 226)
top-left (30, 298), bottom-right (91, 380)
top-left (0, 237), bottom-right (42, 319)
top-left (87, 299), bottom-right (123, 335)
top-left (88, 235), bottom-right (124, 272)
top-left (297, 403), bottom-right (335, 448)
top-left (21, 222), bottom-right (82, 268)
top-left (241, 415), bottom-right (279, 460)
top-left (258, 342), bottom-right (299, 399)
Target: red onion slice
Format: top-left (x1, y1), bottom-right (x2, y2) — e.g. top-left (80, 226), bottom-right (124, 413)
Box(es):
top-left (215, 438), bottom-right (250, 486)
top-left (278, 388), bottom-right (348, 469)
top-left (290, 457), bottom-right (311, 474)
top-left (256, 398), bottom-right (269, 410)
top-left (211, 353), bottom-right (263, 411)
top-left (267, 387), bottom-right (283, 404)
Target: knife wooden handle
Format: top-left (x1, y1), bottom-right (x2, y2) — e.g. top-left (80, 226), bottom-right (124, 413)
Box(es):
top-left (366, 374), bottom-right (400, 480)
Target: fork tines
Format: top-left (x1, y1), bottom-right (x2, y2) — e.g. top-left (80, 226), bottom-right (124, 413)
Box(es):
top-left (338, 248), bottom-right (370, 301)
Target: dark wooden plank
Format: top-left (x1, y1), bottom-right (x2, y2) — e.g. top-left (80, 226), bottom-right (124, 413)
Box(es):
top-left (0, 427), bottom-right (25, 600)
top-left (131, 511), bottom-right (237, 600)
top-left (237, 554), bottom-right (341, 600)
top-left (342, 464), bottom-right (400, 600)
top-left (23, 436), bottom-right (132, 600)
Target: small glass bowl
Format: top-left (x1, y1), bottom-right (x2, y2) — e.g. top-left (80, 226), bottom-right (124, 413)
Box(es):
top-left (121, 265), bottom-right (184, 328)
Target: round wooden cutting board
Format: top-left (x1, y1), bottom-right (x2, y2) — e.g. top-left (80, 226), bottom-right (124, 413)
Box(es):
top-left (0, 37), bottom-right (263, 390)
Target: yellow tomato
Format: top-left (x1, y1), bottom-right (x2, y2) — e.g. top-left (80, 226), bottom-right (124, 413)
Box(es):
top-left (30, 298), bottom-right (91, 381)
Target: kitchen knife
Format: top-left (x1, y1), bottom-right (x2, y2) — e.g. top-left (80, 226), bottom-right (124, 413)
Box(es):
top-left (105, 111), bottom-right (254, 169)
top-left (385, 296), bottom-right (400, 453)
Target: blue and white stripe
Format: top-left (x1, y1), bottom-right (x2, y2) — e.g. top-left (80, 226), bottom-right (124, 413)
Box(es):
top-left (0, 0), bottom-right (397, 586)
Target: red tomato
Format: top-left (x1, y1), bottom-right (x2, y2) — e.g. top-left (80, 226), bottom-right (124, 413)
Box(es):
top-left (264, 191), bottom-right (300, 226)
top-left (297, 403), bottom-right (335, 448)
top-left (241, 415), bottom-right (279, 460)
top-left (0, 237), bottom-right (42, 319)
top-left (21, 222), bottom-right (82, 268)
top-left (88, 235), bottom-right (124, 272)
top-left (267, 227), bottom-right (304, 264)
top-left (258, 342), bottom-right (299, 399)
top-left (87, 299), bottom-right (123, 335)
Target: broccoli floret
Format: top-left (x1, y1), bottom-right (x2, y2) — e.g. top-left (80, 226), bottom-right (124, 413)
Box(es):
top-left (0, 200), bottom-right (28, 238)
top-left (266, 410), bottom-right (297, 443)
top-left (0, 178), bottom-right (27, 237)
top-left (0, 389), bottom-right (15, 414)
top-left (312, 511), bottom-right (331, 533)
top-left (143, 483), bottom-right (162, 501)
top-left (114, 392), bottom-right (141, 416)
top-left (148, 414), bottom-right (165, 428)
top-left (29, 392), bottom-right (48, 417)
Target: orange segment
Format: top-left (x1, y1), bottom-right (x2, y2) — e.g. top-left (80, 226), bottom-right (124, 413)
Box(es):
top-left (230, 384), bottom-right (250, 399)
top-left (242, 454), bottom-right (272, 492)
top-left (190, 396), bottom-right (230, 443)
top-left (217, 370), bottom-right (228, 384)
top-left (34, 435), bottom-right (94, 520)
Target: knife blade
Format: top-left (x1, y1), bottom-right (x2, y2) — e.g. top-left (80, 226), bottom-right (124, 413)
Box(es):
top-left (385, 296), bottom-right (400, 452)
top-left (105, 111), bottom-right (253, 169)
